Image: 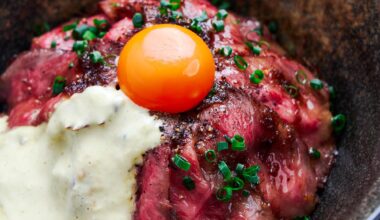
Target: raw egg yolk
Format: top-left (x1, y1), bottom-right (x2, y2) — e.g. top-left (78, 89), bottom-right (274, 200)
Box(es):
top-left (117, 24), bottom-right (215, 113)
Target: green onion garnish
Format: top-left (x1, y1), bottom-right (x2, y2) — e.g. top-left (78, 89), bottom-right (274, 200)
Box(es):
top-left (293, 216), bottom-right (311, 220)
top-left (268, 21), bottom-right (278, 33)
top-left (205, 150), bottom-right (216, 162)
top-left (242, 189), bottom-right (250, 197)
top-left (52, 76), bottom-right (66, 95)
top-left (182, 176), bottom-right (195, 190)
top-left (253, 27), bottom-right (263, 36)
top-left (328, 86), bottom-right (336, 99)
top-left (309, 147), bottom-right (321, 159)
top-left (250, 69), bottom-right (264, 84)
top-left (68, 62), bottom-right (74, 69)
top-left (172, 154), bottom-right (191, 171)
top-left (220, 46), bottom-right (232, 57)
top-left (217, 141), bottom-right (229, 152)
top-left (169, 0), bottom-right (181, 10)
top-left (224, 135), bottom-right (232, 143)
top-left (72, 40), bottom-right (88, 55)
top-left (216, 9), bottom-right (228, 20)
top-left (89, 51), bottom-right (105, 64)
top-left (284, 84), bottom-right (299, 98)
top-left (231, 135), bottom-right (245, 151)
top-left (190, 20), bottom-right (202, 33)
top-left (195, 11), bottom-right (209, 22)
top-left (331, 114), bottom-right (346, 132)
top-left (72, 25), bottom-right (90, 40)
top-left (132, 13), bottom-right (144, 28)
top-left (82, 30), bottom-right (97, 41)
top-left (234, 55), bottom-right (248, 70)
top-left (216, 186), bottom-right (232, 202)
top-left (218, 161), bottom-right (231, 180)
top-left (94, 19), bottom-right (109, 30)
top-left (98, 32), bottom-right (106, 38)
top-left (228, 177), bottom-right (245, 191)
top-left (246, 42), bottom-right (261, 55)
top-left (235, 163), bottom-right (245, 175)
top-left (50, 41), bottom-right (57, 49)
top-left (63, 22), bottom-right (77, 32)
top-left (310, 79), bottom-right (324, 90)
top-left (242, 165), bottom-right (260, 185)
top-left (212, 20), bottom-right (225, 32)
top-left (295, 70), bottom-right (307, 85)
top-left (171, 11), bottom-right (183, 20)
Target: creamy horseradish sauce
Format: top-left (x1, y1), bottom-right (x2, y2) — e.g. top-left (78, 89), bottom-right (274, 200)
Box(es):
top-left (0, 86), bottom-right (162, 220)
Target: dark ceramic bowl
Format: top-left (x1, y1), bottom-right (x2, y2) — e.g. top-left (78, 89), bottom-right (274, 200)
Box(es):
top-left (0, 0), bottom-right (379, 219)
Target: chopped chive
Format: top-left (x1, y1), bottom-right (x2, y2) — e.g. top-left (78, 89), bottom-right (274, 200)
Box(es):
top-left (331, 114), bottom-right (346, 132)
top-left (169, 0), bottom-right (181, 10)
top-left (98, 32), bottom-right (107, 38)
top-left (224, 135), bottom-right (232, 143)
top-left (34, 22), bottom-right (50, 36)
top-left (235, 163), bottom-right (245, 175)
top-left (234, 55), bottom-right (248, 70)
top-left (242, 189), bottom-right (250, 197)
top-left (68, 62), bottom-right (74, 69)
top-left (216, 9), bottom-right (228, 20)
top-left (284, 84), bottom-right (299, 98)
top-left (63, 22), bottom-right (77, 32)
top-left (183, 176), bottom-right (195, 190)
top-left (72, 40), bottom-right (88, 55)
top-left (216, 186), bottom-right (232, 202)
top-left (212, 20), bottom-right (225, 32)
top-left (310, 79), bottom-right (324, 90)
top-left (82, 30), bottom-right (97, 41)
top-left (293, 217), bottom-right (311, 220)
top-left (205, 150), bottom-right (217, 162)
top-left (171, 11), bottom-right (183, 20)
top-left (242, 165), bottom-right (260, 185)
top-left (52, 76), bottom-right (66, 96)
top-left (93, 19), bottom-right (109, 30)
top-left (218, 161), bottom-right (231, 180)
top-left (172, 154), bottom-right (191, 171)
top-left (253, 27), bottom-right (263, 36)
top-left (190, 20), bottom-right (202, 33)
top-left (195, 11), bottom-right (209, 22)
top-left (295, 70), bottom-right (308, 85)
top-left (220, 46), bottom-right (232, 57)
top-left (217, 141), bottom-right (229, 152)
top-left (309, 147), bottom-right (321, 159)
top-left (228, 177), bottom-right (245, 191)
top-left (268, 21), bottom-right (278, 33)
top-left (72, 24), bottom-right (90, 40)
top-left (89, 51), bottom-right (105, 64)
top-left (328, 86), bottom-right (336, 99)
top-left (132, 13), bottom-right (144, 28)
top-left (218, 1), bottom-right (231, 9)
top-left (231, 135), bottom-right (245, 151)
top-left (250, 69), bottom-right (264, 84)
top-left (246, 42), bottom-right (261, 55)
top-left (50, 40), bottom-right (57, 49)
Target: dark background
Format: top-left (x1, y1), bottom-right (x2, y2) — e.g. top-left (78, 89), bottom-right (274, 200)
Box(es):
top-left (0, 0), bottom-right (379, 219)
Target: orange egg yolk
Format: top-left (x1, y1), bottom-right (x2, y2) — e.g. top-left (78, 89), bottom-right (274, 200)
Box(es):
top-left (117, 24), bottom-right (215, 113)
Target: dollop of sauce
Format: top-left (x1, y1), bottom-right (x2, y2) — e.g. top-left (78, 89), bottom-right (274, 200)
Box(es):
top-left (0, 86), bottom-right (162, 220)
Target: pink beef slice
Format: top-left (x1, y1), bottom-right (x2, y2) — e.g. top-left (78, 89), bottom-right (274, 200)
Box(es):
top-left (135, 144), bottom-right (171, 220)
top-left (0, 49), bottom-right (78, 108)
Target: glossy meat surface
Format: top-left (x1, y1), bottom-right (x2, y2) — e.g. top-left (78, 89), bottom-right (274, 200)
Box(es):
top-left (0, 0), bottom-right (335, 219)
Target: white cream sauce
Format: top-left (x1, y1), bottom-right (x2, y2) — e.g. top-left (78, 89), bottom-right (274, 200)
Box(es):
top-left (0, 86), bottom-right (162, 220)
